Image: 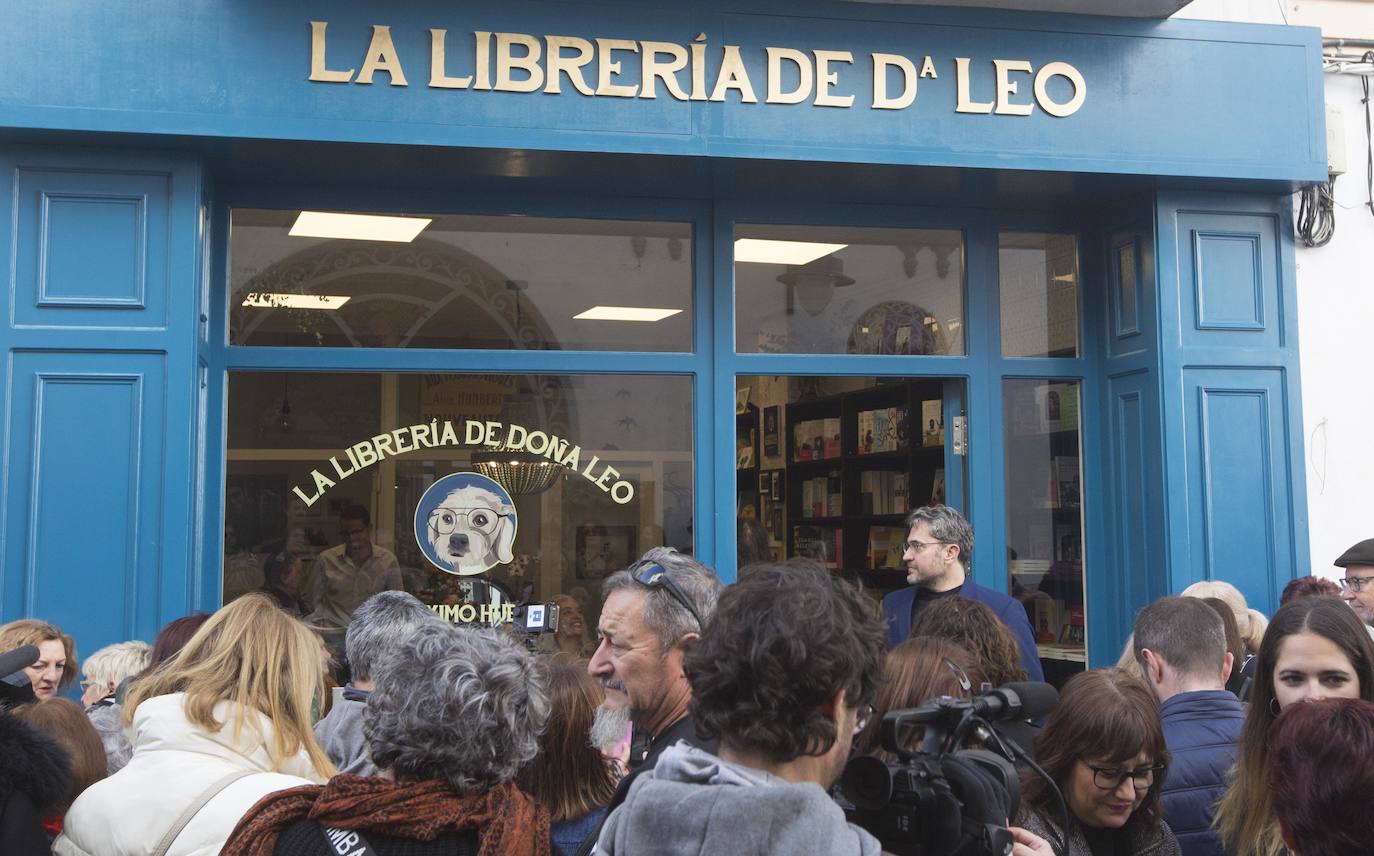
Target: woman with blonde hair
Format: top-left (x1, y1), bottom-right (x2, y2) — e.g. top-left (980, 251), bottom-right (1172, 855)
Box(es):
top-left (53, 594), bottom-right (334, 856)
top-left (0, 619), bottom-right (78, 701)
top-left (1179, 580), bottom-right (1267, 655)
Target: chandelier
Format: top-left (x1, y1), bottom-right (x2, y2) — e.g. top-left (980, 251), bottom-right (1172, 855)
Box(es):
top-left (471, 448), bottom-right (564, 495)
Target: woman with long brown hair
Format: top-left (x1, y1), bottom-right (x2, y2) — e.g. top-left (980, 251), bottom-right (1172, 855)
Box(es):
top-left (14, 698), bottom-right (107, 838)
top-left (852, 636), bottom-right (979, 761)
top-left (1017, 668), bottom-right (1179, 856)
top-left (1215, 596), bottom-right (1374, 856)
top-left (518, 655), bottom-right (622, 855)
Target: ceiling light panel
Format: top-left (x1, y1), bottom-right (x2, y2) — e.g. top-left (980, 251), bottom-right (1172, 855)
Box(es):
top-left (573, 306), bottom-right (683, 322)
top-left (289, 211), bottom-right (432, 243)
top-left (241, 292), bottom-right (352, 310)
top-left (734, 238), bottom-right (848, 266)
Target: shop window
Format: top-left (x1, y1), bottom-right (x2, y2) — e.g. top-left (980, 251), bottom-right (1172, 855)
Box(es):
top-left (734, 225), bottom-right (965, 356)
top-left (222, 371), bottom-right (692, 663)
top-left (735, 376), bottom-right (964, 596)
top-left (229, 210), bottom-right (693, 352)
top-left (999, 233), bottom-right (1080, 358)
top-left (1003, 378), bottom-right (1086, 684)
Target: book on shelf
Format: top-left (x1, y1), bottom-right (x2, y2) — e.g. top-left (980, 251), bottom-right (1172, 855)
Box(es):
top-left (823, 418), bottom-right (841, 458)
top-left (858, 410), bottom-right (873, 454)
top-left (921, 399), bottom-right (944, 447)
top-left (1033, 598), bottom-right (1063, 644)
top-left (1053, 456), bottom-right (1081, 509)
top-left (929, 468), bottom-right (946, 505)
top-left (1059, 605), bottom-right (1085, 646)
top-left (794, 525), bottom-right (840, 569)
top-left (866, 525), bottom-right (907, 569)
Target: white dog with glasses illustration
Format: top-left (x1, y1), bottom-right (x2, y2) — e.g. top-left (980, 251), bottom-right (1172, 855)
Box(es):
top-left (426, 483), bottom-right (516, 575)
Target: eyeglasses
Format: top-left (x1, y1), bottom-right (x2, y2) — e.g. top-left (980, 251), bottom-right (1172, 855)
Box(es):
top-left (1083, 760), bottom-right (1165, 791)
top-left (904, 540), bottom-right (950, 553)
top-left (428, 507), bottom-right (511, 537)
top-left (853, 703), bottom-right (876, 736)
top-left (630, 560), bottom-right (706, 631)
top-left (1339, 576), bottom-right (1374, 593)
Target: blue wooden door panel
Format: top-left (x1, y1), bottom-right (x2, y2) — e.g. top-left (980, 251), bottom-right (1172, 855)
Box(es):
top-left (2, 352), bottom-right (167, 651)
top-left (1181, 368), bottom-right (1295, 614)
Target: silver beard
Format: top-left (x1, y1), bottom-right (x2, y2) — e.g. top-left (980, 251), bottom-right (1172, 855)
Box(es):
top-left (590, 702), bottom-right (633, 751)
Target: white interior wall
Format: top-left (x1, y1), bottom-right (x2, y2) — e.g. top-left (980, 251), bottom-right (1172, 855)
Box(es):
top-left (1179, 0), bottom-right (1374, 579)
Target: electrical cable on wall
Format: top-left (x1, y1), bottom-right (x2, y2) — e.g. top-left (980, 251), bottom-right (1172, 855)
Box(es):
top-left (1297, 178), bottom-right (1336, 247)
top-left (1365, 52), bottom-right (1374, 218)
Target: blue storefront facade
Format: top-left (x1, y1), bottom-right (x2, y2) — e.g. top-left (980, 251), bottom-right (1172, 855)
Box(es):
top-left (0, 1), bottom-right (1324, 673)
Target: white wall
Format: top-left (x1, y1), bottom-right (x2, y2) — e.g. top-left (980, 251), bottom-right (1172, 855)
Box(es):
top-left (1178, 0), bottom-right (1374, 579)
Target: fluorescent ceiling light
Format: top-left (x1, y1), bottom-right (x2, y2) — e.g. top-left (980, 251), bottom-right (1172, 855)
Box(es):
top-left (574, 306), bottom-right (683, 322)
top-left (289, 211), bottom-right (432, 242)
top-left (242, 292), bottom-right (351, 310)
top-left (734, 238), bottom-right (847, 266)
top-left (1052, 273), bottom-right (1077, 283)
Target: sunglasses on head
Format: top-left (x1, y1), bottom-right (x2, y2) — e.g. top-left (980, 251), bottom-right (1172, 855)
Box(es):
top-left (630, 560), bottom-right (706, 631)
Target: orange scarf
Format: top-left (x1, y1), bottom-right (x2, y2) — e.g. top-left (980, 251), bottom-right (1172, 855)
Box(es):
top-left (222, 775), bottom-right (550, 856)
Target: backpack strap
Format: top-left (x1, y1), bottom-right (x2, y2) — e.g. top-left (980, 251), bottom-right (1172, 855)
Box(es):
top-left (151, 769), bottom-right (256, 856)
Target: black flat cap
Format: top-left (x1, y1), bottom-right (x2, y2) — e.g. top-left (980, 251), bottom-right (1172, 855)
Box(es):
top-left (1335, 538), bottom-right (1374, 568)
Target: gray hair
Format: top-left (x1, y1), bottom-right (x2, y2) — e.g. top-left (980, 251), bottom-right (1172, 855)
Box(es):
top-left (905, 505), bottom-right (974, 569)
top-left (346, 590), bottom-right (442, 683)
top-left (364, 623), bottom-right (549, 793)
top-left (602, 546), bottom-right (722, 652)
top-left (82, 640), bottom-right (152, 687)
top-left (1133, 596), bottom-right (1227, 683)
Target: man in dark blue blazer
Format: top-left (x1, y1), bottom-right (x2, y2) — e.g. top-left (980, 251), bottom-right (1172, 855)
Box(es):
top-left (1134, 596), bottom-right (1243, 856)
top-left (880, 505), bottom-right (1043, 682)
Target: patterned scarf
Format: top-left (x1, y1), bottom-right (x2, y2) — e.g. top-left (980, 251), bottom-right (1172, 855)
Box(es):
top-left (222, 774), bottom-right (550, 856)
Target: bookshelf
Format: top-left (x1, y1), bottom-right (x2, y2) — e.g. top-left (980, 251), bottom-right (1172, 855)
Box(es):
top-left (736, 405), bottom-right (760, 522)
top-left (784, 380), bottom-right (951, 593)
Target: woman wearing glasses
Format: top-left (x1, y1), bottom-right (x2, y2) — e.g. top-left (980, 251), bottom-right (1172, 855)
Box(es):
top-left (1016, 668), bottom-right (1180, 856)
top-left (1216, 595), bottom-right (1374, 856)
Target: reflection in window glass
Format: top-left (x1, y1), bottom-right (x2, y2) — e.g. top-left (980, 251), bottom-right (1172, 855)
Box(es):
top-left (999, 233), bottom-right (1079, 358)
top-left (734, 225), bottom-right (964, 355)
top-left (734, 375), bottom-right (964, 594)
top-left (230, 210), bottom-right (692, 352)
top-left (223, 371), bottom-right (692, 668)
top-left (1003, 378), bottom-right (1085, 686)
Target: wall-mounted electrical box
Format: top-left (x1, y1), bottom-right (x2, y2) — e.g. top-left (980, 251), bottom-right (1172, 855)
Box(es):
top-left (1328, 102), bottom-right (1346, 177)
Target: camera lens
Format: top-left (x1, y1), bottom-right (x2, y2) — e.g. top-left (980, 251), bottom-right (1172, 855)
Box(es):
top-left (841, 755), bottom-right (894, 810)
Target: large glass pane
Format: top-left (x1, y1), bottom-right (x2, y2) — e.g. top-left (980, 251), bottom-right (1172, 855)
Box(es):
top-left (734, 375), bottom-right (965, 597)
top-left (223, 371), bottom-right (692, 665)
top-left (1003, 378), bottom-right (1085, 686)
top-left (230, 210), bottom-right (692, 351)
top-left (734, 225), bottom-right (964, 355)
top-left (999, 233), bottom-right (1080, 358)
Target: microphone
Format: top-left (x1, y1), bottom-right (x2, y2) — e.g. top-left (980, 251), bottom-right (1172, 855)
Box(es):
top-left (971, 682), bottom-right (1059, 722)
top-left (0, 645), bottom-right (39, 683)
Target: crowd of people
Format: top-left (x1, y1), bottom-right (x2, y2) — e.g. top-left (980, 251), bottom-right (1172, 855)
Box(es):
top-left (3, 511), bottom-right (1374, 856)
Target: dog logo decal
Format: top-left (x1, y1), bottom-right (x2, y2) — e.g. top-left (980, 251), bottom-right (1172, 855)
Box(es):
top-left (414, 473), bottom-right (517, 576)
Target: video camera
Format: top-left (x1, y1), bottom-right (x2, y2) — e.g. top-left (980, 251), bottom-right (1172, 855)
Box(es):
top-left (840, 681), bottom-right (1059, 856)
top-left (509, 601), bottom-right (560, 650)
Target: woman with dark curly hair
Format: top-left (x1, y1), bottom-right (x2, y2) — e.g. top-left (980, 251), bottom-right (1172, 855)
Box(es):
top-left (852, 635), bottom-right (980, 761)
top-left (1017, 668), bottom-right (1180, 856)
top-left (909, 595), bottom-right (1028, 688)
top-left (223, 622), bottom-right (552, 856)
top-left (1267, 698), bottom-right (1374, 856)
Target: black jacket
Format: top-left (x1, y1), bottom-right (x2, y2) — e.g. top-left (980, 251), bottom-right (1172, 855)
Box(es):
top-left (0, 709), bottom-right (73, 856)
top-left (274, 820), bottom-right (479, 855)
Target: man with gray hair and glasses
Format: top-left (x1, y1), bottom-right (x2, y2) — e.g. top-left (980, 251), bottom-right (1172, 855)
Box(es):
top-left (313, 590), bottom-right (442, 776)
top-left (574, 546), bottom-right (722, 856)
top-left (881, 504), bottom-right (1043, 681)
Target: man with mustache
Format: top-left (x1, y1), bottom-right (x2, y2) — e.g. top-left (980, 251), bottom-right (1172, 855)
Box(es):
top-left (575, 547), bottom-right (722, 856)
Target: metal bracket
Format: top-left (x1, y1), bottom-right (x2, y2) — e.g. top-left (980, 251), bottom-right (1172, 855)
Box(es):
top-left (952, 415), bottom-right (967, 456)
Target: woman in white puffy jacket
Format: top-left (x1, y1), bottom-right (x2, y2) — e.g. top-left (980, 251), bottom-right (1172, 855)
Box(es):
top-left (54, 594), bottom-right (336, 856)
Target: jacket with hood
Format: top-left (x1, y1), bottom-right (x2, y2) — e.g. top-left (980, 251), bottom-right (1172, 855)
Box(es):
top-left (595, 743), bottom-right (881, 856)
top-left (312, 687), bottom-right (377, 777)
top-left (0, 709), bottom-right (73, 856)
top-left (53, 692), bottom-right (328, 856)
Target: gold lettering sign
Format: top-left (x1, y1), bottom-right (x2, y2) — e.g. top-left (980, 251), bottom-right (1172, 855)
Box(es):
top-left (307, 20), bottom-right (1087, 118)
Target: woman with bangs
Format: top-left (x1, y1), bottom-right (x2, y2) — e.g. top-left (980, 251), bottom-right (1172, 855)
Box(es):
top-left (53, 594), bottom-right (335, 856)
top-left (1016, 668), bottom-right (1180, 856)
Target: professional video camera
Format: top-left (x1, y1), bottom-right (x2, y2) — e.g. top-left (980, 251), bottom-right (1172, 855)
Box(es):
top-left (509, 601), bottom-right (560, 651)
top-left (840, 681), bottom-right (1059, 856)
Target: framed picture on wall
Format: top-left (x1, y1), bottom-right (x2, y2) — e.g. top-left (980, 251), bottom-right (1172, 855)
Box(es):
top-left (763, 405), bottom-right (780, 456)
top-left (575, 525), bottom-right (638, 580)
